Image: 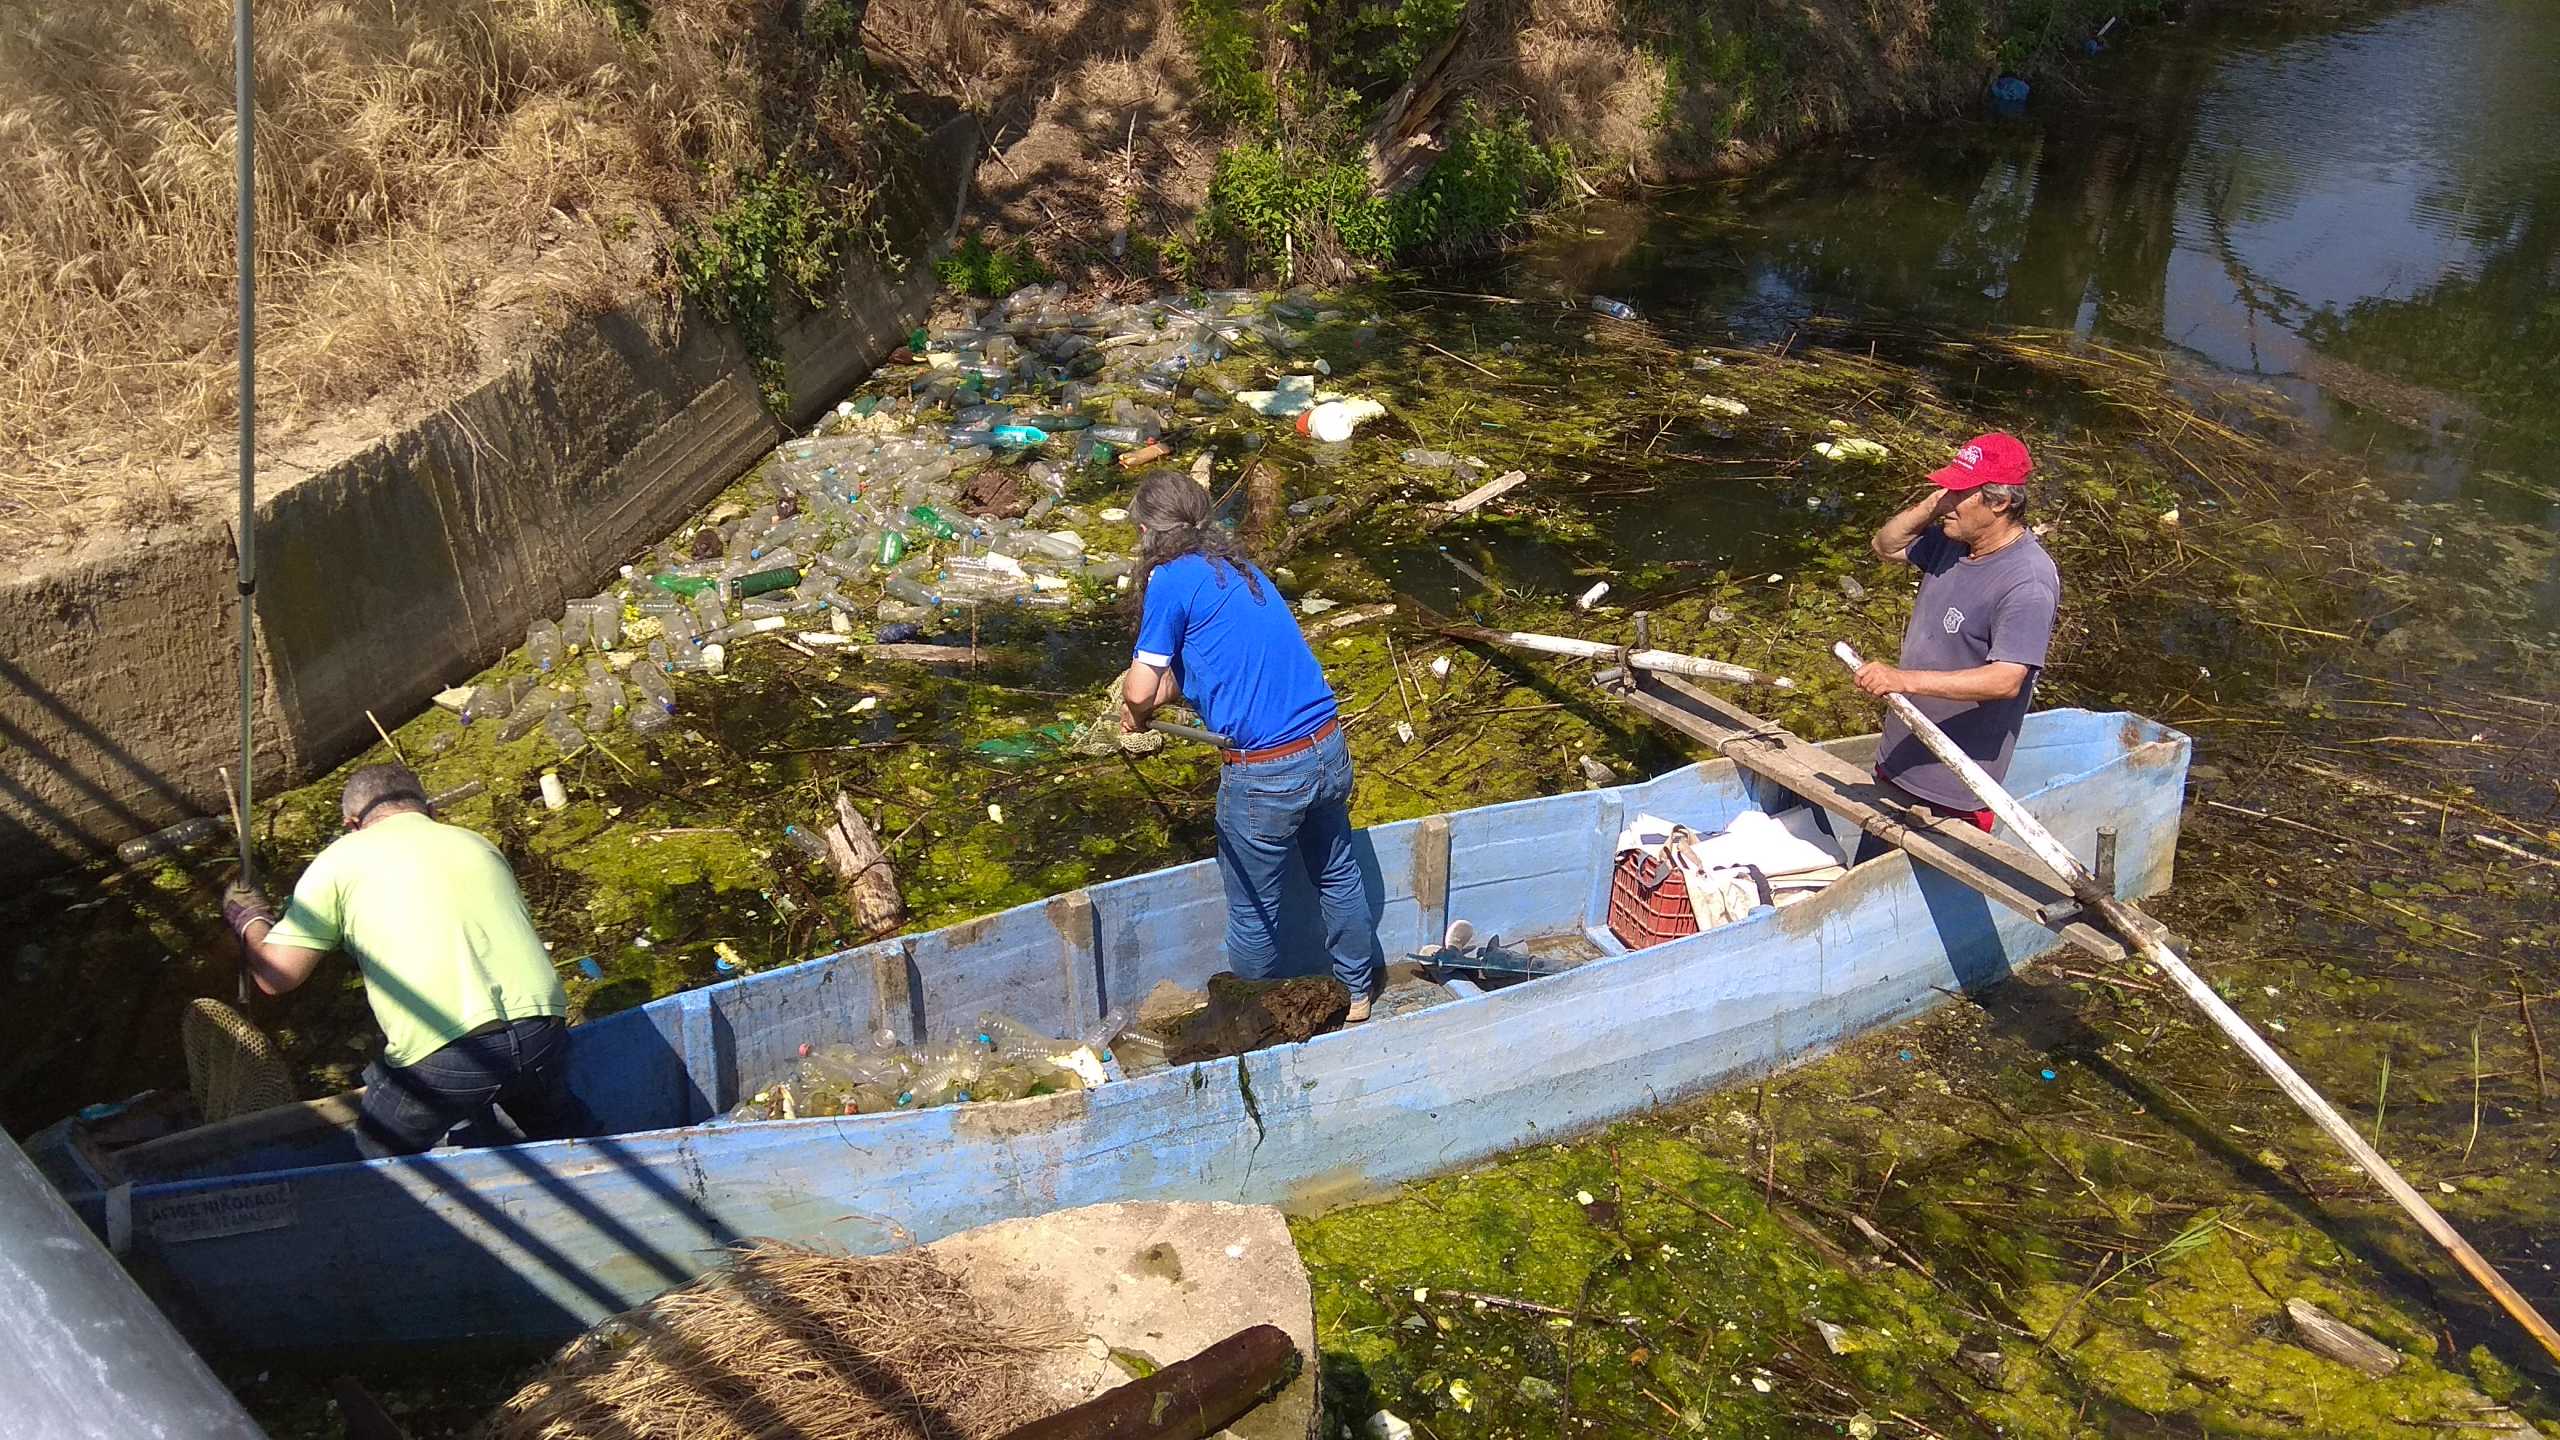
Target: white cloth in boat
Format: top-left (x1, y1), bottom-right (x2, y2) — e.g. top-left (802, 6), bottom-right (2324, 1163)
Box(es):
top-left (1617, 808), bottom-right (1849, 928)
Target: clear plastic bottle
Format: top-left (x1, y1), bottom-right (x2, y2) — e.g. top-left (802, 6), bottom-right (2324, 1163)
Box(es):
top-left (543, 706), bottom-right (588, 757)
top-left (498, 686), bottom-right (556, 742)
top-left (781, 823), bottom-right (830, 866)
top-left (558, 607), bottom-right (591, 653)
top-left (884, 575), bottom-right (940, 608)
top-left (525, 620), bottom-right (564, 673)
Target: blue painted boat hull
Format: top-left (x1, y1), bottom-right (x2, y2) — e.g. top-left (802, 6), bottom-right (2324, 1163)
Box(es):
top-left (49, 710), bottom-right (2187, 1355)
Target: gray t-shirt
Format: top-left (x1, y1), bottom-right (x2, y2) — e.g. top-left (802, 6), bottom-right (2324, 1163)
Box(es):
top-left (1876, 527), bottom-right (2061, 810)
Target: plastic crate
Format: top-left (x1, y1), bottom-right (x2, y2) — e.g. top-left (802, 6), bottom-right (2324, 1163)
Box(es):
top-left (1608, 851), bottom-right (1699, 950)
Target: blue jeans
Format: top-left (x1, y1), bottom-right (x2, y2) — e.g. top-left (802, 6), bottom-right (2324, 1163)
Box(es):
top-left (1215, 727), bottom-right (1377, 994)
top-left (357, 1016), bottom-right (599, 1159)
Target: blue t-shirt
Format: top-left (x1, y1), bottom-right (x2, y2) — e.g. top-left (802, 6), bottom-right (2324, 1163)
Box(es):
top-left (1134, 554), bottom-right (1337, 751)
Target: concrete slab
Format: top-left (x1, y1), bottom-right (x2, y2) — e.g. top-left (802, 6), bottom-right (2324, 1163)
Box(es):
top-left (925, 1201), bottom-right (1320, 1440)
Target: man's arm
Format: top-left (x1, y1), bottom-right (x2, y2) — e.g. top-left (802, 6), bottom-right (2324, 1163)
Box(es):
top-left (1852, 660), bottom-right (2031, 702)
top-left (1872, 488), bottom-right (1959, 564)
top-left (223, 883), bottom-right (332, 996)
top-left (1118, 662), bottom-right (1182, 730)
top-left (241, 923), bottom-right (331, 996)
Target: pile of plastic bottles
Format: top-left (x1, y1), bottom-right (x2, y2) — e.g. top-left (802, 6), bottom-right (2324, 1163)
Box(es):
top-left (726, 1010), bottom-right (1127, 1121)
top-left (444, 284), bottom-right (1334, 758)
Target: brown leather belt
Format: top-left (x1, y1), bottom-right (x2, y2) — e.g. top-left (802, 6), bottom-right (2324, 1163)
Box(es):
top-left (1221, 716), bottom-right (1339, 766)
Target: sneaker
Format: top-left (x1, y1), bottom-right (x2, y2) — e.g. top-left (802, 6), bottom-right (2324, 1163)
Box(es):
top-left (1344, 996), bottom-right (1373, 1025)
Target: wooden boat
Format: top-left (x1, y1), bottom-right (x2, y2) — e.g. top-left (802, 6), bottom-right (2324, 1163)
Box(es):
top-left (34, 699), bottom-right (2187, 1357)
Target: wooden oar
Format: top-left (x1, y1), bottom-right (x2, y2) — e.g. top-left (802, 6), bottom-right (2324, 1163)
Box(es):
top-left (1831, 641), bottom-right (2560, 1364)
top-left (1434, 621), bottom-right (1794, 689)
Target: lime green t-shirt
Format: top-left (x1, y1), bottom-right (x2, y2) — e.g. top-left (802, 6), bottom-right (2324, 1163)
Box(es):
top-left (267, 812), bottom-right (566, 1068)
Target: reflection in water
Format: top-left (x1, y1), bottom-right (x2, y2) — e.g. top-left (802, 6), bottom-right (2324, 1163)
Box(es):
top-left (1508, 0), bottom-right (2560, 511)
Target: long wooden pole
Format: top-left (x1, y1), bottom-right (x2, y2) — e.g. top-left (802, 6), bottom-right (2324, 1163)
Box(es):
top-left (1832, 641), bottom-right (2560, 1364)
top-left (1436, 622), bottom-right (1793, 689)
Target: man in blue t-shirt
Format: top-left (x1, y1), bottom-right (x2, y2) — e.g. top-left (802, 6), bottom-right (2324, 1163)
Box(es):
top-left (1850, 431), bottom-right (2061, 864)
top-left (1117, 473), bottom-right (1382, 1019)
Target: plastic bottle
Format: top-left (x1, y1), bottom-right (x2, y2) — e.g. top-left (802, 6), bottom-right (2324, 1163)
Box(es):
top-left (116, 816), bottom-right (228, 865)
top-left (499, 687), bottom-right (558, 742)
top-left (525, 620), bottom-right (564, 673)
top-left (650, 573), bottom-right (718, 598)
top-left (559, 607), bottom-right (591, 653)
top-left (884, 575), bottom-right (941, 608)
top-left (906, 505), bottom-right (962, 542)
top-left (543, 707), bottom-right (587, 758)
top-left (1089, 424), bottom-right (1146, 447)
top-left (691, 588), bottom-right (729, 635)
top-left (1589, 296), bottom-right (1639, 321)
top-left (1400, 448), bottom-right (1458, 469)
top-left (781, 824), bottom-right (830, 866)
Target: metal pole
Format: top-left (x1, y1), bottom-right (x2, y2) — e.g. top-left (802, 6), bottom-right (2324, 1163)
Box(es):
top-left (234, 0), bottom-right (257, 890)
top-left (1831, 641), bottom-right (2560, 1365)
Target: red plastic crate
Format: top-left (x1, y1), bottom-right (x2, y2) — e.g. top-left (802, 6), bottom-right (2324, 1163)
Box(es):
top-left (1608, 851), bottom-right (1699, 950)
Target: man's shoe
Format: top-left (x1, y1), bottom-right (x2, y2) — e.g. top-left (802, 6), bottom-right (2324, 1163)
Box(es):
top-left (1344, 996), bottom-right (1373, 1025)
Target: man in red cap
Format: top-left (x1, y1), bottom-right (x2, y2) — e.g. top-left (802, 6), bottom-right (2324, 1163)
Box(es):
top-left (1851, 432), bottom-right (2060, 862)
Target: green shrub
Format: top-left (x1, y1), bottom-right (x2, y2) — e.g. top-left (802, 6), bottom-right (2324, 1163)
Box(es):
top-left (675, 158), bottom-right (866, 410)
top-left (1202, 143), bottom-right (1393, 273)
top-left (1182, 0), bottom-right (1275, 122)
top-left (1391, 108), bottom-right (1568, 254)
top-left (933, 234), bottom-right (1055, 298)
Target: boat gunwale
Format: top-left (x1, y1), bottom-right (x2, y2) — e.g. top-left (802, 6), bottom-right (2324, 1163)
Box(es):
top-left (103, 709), bottom-right (2186, 1202)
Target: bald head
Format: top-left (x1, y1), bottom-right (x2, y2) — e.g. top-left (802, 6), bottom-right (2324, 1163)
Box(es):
top-left (341, 763), bottom-right (429, 829)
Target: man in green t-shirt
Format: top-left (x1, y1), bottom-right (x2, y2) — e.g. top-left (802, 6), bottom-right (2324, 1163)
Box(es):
top-left (222, 764), bottom-right (596, 1157)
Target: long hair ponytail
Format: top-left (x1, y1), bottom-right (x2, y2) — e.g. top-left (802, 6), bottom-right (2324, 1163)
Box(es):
top-left (1126, 470), bottom-right (1264, 614)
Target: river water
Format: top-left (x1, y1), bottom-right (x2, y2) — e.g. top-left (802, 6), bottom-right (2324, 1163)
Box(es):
top-left (1530, 0), bottom-right (2560, 516)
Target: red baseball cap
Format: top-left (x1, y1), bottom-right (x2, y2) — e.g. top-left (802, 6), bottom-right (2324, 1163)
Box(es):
top-left (1928, 432), bottom-right (2033, 491)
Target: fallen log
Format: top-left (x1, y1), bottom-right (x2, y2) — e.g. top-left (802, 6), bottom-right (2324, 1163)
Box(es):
top-left (995, 1323), bottom-right (1299, 1440)
top-left (821, 791), bottom-right (904, 935)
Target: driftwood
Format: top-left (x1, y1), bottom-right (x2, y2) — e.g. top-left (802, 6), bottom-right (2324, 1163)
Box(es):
top-left (820, 791), bottom-right (904, 934)
top-left (2282, 1299), bottom-right (2402, 1377)
top-left (863, 642), bottom-right (981, 665)
top-left (994, 1324), bottom-right (1299, 1440)
top-left (1241, 458), bottom-right (1284, 547)
top-left (1302, 603), bottom-right (1395, 639)
top-left (1420, 470), bottom-right (1529, 530)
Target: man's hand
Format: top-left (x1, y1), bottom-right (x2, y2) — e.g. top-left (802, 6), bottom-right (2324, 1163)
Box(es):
top-left (1853, 661), bottom-right (1909, 698)
top-left (222, 881), bottom-right (277, 941)
top-left (1871, 486), bottom-right (1961, 563)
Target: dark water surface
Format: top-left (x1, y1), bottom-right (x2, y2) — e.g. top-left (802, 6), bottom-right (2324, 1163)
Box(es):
top-left (1516, 0), bottom-right (2560, 521)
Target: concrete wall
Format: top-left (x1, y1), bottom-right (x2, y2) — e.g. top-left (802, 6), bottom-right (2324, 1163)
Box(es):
top-left (0, 116), bottom-right (978, 881)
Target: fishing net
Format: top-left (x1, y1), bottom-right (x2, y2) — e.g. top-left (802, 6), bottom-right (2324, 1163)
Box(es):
top-left (483, 1242), bottom-right (1069, 1440)
top-left (180, 997), bottom-right (296, 1122)
top-left (1067, 672), bottom-right (1168, 757)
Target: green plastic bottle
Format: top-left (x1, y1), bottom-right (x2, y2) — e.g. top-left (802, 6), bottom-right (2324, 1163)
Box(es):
top-left (649, 573), bottom-right (717, 598)
top-left (727, 566), bottom-right (802, 599)
top-left (876, 530), bottom-right (909, 566)
top-left (907, 505), bottom-right (962, 542)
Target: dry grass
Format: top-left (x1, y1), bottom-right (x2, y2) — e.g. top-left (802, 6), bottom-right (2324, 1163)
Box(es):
top-left (485, 1241), bottom-right (1071, 1440)
top-left (0, 0), bottom-right (863, 547)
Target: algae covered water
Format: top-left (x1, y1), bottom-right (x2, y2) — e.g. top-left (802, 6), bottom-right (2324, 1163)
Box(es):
top-left (5, 1), bottom-right (2558, 1435)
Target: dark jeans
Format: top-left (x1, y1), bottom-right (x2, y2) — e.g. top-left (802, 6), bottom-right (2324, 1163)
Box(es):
top-left (1215, 727), bottom-right (1378, 995)
top-left (357, 1016), bottom-right (599, 1159)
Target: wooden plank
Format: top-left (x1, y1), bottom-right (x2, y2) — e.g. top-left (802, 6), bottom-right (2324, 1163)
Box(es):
top-left (1618, 672), bottom-right (2126, 962)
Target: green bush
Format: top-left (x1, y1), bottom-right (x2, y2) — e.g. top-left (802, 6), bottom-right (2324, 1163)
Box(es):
top-left (1392, 108), bottom-right (1568, 253)
top-left (675, 159), bottom-right (864, 410)
top-left (1199, 107), bottom-right (1567, 277)
top-left (934, 234), bottom-right (1055, 298)
top-left (1202, 143), bottom-right (1393, 273)
top-left (1182, 0), bottom-right (1275, 122)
